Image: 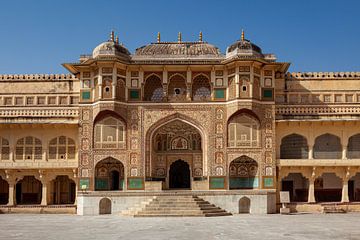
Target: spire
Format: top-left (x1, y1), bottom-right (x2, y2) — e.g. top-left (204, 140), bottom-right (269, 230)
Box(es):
top-left (157, 32), bottom-right (161, 43)
top-left (241, 29), bottom-right (245, 41)
top-left (115, 35), bottom-right (119, 44)
top-left (178, 32), bottom-right (182, 43)
top-left (110, 30), bottom-right (115, 42)
top-left (199, 31), bottom-right (203, 42)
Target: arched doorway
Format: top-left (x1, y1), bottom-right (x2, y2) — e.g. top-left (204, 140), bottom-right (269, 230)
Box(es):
top-left (169, 160), bottom-right (190, 189)
top-left (239, 197), bottom-right (251, 213)
top-left (0, 176), bottom-right (9, 205)
top-left (99, 198), bottom-right (111, 214)
top-left (51, 176), bottom-right (76, 204)
top-left (95, 158), bottom-right (124, 191)
top-left (148, 118), bottom-right (204, 190)
top-left (314, 173), bottom-right (342, 202)
top-left (281, 173), bottom-right (309, 202)
top-left (16, 176), bottom-right (42, 205)
top-left (229, 156), bottom-right (258, 189)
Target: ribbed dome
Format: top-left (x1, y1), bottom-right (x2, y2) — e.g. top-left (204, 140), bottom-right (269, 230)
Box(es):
top-left (134, 42), bottom-right (222, 58)
top-left (92, 41), bottom-right (131, 59)
top-left (226, 38), bottom-right (264, 58)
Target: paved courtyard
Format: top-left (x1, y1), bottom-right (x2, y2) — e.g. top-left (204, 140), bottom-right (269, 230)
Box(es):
top-left (0, 213), bottom-right (360, 240)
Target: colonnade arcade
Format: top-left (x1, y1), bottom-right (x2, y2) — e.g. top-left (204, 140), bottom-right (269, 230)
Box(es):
top-left (0, 171), bottom-right (76, 206)
top-left (279, 167), bottom-right (360, 203)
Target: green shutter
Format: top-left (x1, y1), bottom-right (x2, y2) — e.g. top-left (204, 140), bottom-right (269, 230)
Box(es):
top-left (214, 89), bottom-right (225, 99)
top-left (95, 178), bottom-right (108, 190)
top-left (209, 177), bottom-right (225, 189)
top-left (128, 178), bottom-right (143, 189)
top-left (82, 91), bottom-right (91, 100)
top-left (263, 177), bottom-right (274, 187)
top-left (130, 90), bottom-right (140, 99)
top-left (263, 89), bottom-right (273, 98)
top-left (79, 178), bottom-right (90, 190)
top-left (229, 177), bottom-right (259, 189)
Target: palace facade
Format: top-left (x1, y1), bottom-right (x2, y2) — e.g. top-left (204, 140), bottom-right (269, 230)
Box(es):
top-left (1, 31), bottom-right (360, 215)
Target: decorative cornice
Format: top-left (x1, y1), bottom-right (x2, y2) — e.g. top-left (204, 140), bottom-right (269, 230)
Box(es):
top-left (0, 74), bottom-right (78, 81)
top-left (287, 72), bottom-right (360, 79)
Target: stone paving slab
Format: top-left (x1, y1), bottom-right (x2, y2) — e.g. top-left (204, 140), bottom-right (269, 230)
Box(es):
top-left (0, 213), bottom-right (360, 240)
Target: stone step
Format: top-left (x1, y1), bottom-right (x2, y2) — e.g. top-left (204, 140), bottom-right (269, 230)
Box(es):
top-left (123, 195), bottom-right (232, 217)
top-left (322, 206), bottom-right (346, 214)
top-left (134, 213), bottom-right (204, 217)
top-left (137, 210), bottom-right (204, 215)
top-left (144, 206), bottom-right (220, 211)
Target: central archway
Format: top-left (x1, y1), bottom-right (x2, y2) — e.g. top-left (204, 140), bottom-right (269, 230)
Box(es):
top-left (169, 160), bottom-right (190, 189)
top-left (95, 157), bottom-right (124, 191)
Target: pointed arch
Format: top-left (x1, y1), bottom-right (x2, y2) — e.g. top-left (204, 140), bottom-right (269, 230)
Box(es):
top-left (229, 155), bottom-right (259, 189)
top-left (347, 133), bottom-right (360, 158)
top-left (192, 73), bottom-right (211, 101)
top-left (94, 112), bottom-right (126, 149)
top-left (280, 134), bottom-right (309, 159)
top-left (95, 157), bottom-right (124, 191)
top-left (168, 73), bottom-right (187, 101)
top-left (227, 109), bottom-right (260, 148)
top-left (144, 74), bottom-right (163, 102)
top-left (145, 113), bottom-right (208, 178)
top-left (0, 137), bottom-right (10, 161)
top-left (48, 136), bottom-right (76, 160)
top-left (15, 136), bottom-right (42, 160)
top-left (313, 133), bottom-right (341, 159)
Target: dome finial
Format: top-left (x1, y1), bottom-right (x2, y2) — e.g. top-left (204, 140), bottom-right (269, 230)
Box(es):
top-left (110, 30), bottom-right (115, 42)
top-left (241, 29), bottom-right (245, 41)
top-left (199, 31), bottom-right (203, 42)
top-left (178, 32), bottom-right (182, 43)
top-left (157, 32), bottom-right (161, 43)
top-left (115, 35), bottom-right (119, 44)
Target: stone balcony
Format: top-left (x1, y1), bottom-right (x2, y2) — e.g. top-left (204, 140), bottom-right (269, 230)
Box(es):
top-left (277, 159), bottom-right (360, 167)
top-left (0, 159), bottom-right (78, 169)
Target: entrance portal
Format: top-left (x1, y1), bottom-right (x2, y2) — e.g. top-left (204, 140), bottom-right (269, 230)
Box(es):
top-left (169, 160), bottom-right (190, 189)
top-left (95, 158), bottom-right (124, 191)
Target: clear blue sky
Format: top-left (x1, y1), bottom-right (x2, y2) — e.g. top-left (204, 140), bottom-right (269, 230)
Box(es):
top-left (0, 0), bottom-right (359, 73)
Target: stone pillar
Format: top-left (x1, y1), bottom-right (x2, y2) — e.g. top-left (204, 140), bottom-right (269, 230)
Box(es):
top-left (186, 68), bottom-right (191, 100)
top-left (210, 68), bottom-right (215, 100)
top-left (342, 145), bottom-right (347, 160)
top-left (308, 145), bottom-right (314, 159)
top-left (235, 67), bottom-right (239, 98)
top-left (98, 75), bottom-right (103, 99)
top-left (7, 181), bottom-right (15, 206)
top-left (341, 177), bottom-right (349, 203)
top-left (112, 68), bottom-right (117, 99)
top-left (308, 177), bottom-right (316, 203)
top-left (41, 180), bottom-right (48, 206)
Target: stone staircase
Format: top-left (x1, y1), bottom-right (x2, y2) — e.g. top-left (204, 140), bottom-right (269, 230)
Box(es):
top-left (321, 204), bottom-right (347, 214)
top-left (122, 195), bottom-right (232, 217)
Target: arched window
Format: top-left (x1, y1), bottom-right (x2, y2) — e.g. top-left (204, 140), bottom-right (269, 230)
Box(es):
top-left (0, 137), bottom-right (10, 160)
top-left (48, 136), bottom-right (76, 160)
top-left (102, 76), bottom-right (112, 99)
top-left (228, 114), bottom-right (259, 148)
top-left (228, 76), bottom-right (236, 100)
top-left (94, 117), bottom-right (125, 149)
top-left (116, 77), bottom-right (126, 101)
top-left (15, 136), bottom-right (42, 160)
top-left (192, 74), bottom-right (211, 101)
top-left (168, 74), bottom-right (187, 101)
top-left (347, 134), bottom-right (360, 158)
top-left (280, 134), bottom-right (309, 159)
top-left (144, 75), bottom-right (163, 102)
top-left (313, 133), bottom-right (342, 159)
top-left (229, 156), bottom-right (258, 189)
